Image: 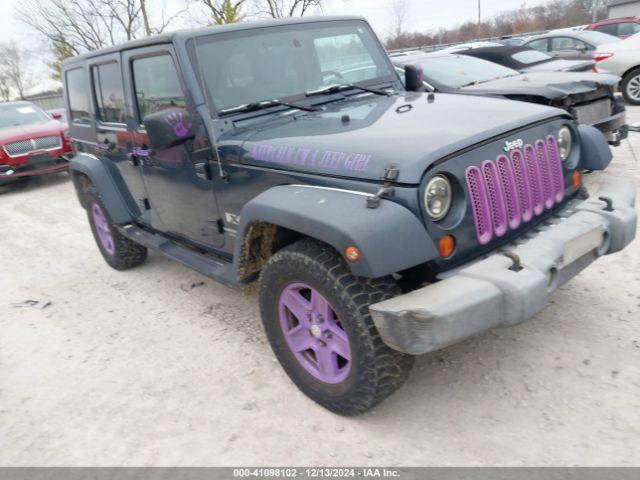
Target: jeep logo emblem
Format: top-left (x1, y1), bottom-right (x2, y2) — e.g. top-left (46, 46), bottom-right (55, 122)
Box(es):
top-left (503, 139), bottom-right (524, 152)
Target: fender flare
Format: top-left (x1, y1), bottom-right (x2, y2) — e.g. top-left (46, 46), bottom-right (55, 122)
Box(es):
top-left (234, 185), bottom-right (438, 278)
top-left (69, 153), bottom-right (136, 224)
top-left (578, 124), bottom-right (612, 171)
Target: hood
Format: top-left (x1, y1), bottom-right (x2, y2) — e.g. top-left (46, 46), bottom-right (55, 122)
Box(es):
top-left (0, 120), bottom-right (65, 144)
top-left (521, 58), bottom-right (595, 73)
top-left (232, 92), bottom-right (564, 184)
top-left (459, 71), bottom-right (619, 99)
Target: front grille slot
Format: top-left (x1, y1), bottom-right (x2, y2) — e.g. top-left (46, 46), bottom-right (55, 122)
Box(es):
top-left (465, 135), bottom-right (564, 245)
top-left (4, 135), bottom-right (61, 157)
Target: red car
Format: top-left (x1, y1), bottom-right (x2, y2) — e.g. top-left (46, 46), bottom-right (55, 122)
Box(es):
top-left (585, 17), bottom-right (640, 39)
top-left (0, 101), bottom-right (72, 185)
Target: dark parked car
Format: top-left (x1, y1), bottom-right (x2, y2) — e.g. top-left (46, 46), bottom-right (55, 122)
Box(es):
top-left (63, 16), bottom-right (636, 415)
top-left (585, 16), bottom-right (640, 39)
top-left (458, 45), bottom-right (596, 73)
top-left (523, 30), bottom-right (620, 61)
top-left (0, 101), bottom-right (72, 185)
top-left (392, 52), bottom-right (627, 145)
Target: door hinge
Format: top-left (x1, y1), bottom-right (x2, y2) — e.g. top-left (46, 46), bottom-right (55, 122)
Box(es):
top-left (143, 198), bottom-right (151, 210)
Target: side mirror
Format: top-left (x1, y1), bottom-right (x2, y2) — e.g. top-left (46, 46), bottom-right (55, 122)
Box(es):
top-left (142, 108), bottom-right (195, 150)
top-left (51, 112), bottom-right (62, 120)
top-left (404, 65), bottom-right (425, 92)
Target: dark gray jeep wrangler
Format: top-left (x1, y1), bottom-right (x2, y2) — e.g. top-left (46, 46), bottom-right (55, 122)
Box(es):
top-left (63, 16), bottom-right (637, 415)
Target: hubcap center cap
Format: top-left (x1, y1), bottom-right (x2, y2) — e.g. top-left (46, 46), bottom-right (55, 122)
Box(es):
top-left (310, 324), bottom-right (322, 339)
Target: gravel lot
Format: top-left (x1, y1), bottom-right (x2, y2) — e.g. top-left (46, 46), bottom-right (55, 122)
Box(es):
top-left (1, 107), bottom-right (639, 467)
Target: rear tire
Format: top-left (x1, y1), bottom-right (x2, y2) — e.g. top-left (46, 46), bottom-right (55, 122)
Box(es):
top-left (259, 238), bottom-right (414, 415)
top-left (85, 187), bottom-right (147, 270)
top-left (621, 67), bottom-right (640, 105)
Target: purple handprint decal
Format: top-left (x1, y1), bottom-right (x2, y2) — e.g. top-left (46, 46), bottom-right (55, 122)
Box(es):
top-left (166, 111), bottom-right (192, 138)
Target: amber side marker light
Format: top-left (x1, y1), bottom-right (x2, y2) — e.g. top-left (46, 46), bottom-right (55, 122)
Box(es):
top-left (344, 246), bottom-right (361, 263)
top-left (438, 235), bottom-right (456, 259)
top-left (572, 170), bottom-right (581, 188)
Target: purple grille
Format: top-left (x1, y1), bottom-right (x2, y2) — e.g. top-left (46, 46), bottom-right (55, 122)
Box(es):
top-left (546, 135), bottom-right (565, 204)
top-left (481, 160), bottom-right (507, 237)
top-left (496, 155), bottom-right (521, 230)
top-left (465, 136), bottom-right (565, 245)
top-left (524, 145), bottom-right (545, 216)
top-left (465, 166), bottom-right (493, 245)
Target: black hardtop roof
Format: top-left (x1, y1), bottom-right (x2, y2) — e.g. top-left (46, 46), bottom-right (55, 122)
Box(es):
top-left (63, 15), bottom-right (366, 66)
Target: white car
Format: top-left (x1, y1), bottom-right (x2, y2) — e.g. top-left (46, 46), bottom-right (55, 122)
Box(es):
top-left (596, 32), bottom-right (640, 104)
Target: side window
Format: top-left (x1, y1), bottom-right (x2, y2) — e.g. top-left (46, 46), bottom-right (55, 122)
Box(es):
top-left (525, 39), bottom-right (548, 52)
top-left (551, 37), bottom-right (585, 51)
top-left (619, 22), bottom-right (640, 36)
top-left (92, 62), bottom-right (125, 124)
top-left (132, 54), bottom-right (186, 121)
top-left (595, 24), bottom-right (619, 36)
top-left (66, 68), bottom-right (91, 126)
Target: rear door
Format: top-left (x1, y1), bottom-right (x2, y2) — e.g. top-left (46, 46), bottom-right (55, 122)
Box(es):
top-left (549, 36), bottom-right (589, 60)
top-left (123, 45), bottom-right (224, 249)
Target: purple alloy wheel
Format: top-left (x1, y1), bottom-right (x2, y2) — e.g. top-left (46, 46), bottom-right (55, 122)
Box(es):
top-left (91, 203), bottom-right (115, 255)
top-left (278, 282), bottom-right (351, 384)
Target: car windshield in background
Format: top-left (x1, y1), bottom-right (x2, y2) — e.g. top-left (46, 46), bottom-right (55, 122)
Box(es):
top-left (413, 55), bottom-right (520, 88)
top-left (577, 30), bottom-right (620, 45)
top-left (0, 104), bottom-right (50, 129)
top-left (193, 20), bottom-right (395, 113)
top-left (511, 49), bottom-right (553, 64)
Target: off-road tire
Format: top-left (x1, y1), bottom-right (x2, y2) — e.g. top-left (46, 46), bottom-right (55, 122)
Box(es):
top-left (85, 186), bottom-right (147, 270)
top-left (259, 238), bottom-right (414, 415)
top-left (621, 67), bottom-right (640, 105)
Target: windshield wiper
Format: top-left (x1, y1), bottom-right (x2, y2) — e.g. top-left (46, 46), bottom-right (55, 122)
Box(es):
top-left (305, 83), bottom-right (390, 98)
top-left (219, 99), bottom-right (317, 116)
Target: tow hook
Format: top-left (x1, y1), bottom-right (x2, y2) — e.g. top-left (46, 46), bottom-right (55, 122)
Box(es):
top-left (598, 195), bottom-right (614, 212)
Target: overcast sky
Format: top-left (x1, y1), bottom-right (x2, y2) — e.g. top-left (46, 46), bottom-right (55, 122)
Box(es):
top-left (0, 0), bottom-right (549, 92)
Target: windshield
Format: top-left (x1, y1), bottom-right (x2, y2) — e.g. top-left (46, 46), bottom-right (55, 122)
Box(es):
top-left (193, 20), bottom-right (395, 113)
top-left (511, 49), bottom-right (552, 64)
top-left (411, 55), bottom-right (519, 88)
top-left (577, 30), bottom-right (619, 45)
top-left (0, 103), bottom-right (50, 129)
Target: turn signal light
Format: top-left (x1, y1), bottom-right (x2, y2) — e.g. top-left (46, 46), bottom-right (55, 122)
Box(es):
top-left (438, 235), bottom-right (456, 259)
top-left (344, 246), bottom-right (361, 263)
top-left (572, 170), bottom-right (581, 188)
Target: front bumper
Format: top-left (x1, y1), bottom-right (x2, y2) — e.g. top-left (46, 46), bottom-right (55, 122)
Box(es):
top-left (0, 153), bottom-right (70, 182)
top-left (370, 180), bottom-right (637, 355)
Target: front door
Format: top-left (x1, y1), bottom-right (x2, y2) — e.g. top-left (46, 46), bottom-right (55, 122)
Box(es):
top-left (123, 46), bottom-right (224, 249)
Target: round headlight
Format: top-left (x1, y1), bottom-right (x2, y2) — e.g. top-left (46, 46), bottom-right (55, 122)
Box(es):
top-left (424, 174), bottom-right (452, 220)
top-left (557, 126), bottom-right (572, 160)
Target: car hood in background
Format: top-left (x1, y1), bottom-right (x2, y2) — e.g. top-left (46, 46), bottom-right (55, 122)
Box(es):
top-left (0, 120), bottom-right (65, 144)
top-left (232, 92), bottom-right (565, 184)
top-left (459, 71), bottom-right (620, 99)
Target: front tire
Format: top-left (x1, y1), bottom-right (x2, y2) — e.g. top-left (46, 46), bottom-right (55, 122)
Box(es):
top-left (621, 67), bottom-right (640, 105)
top-left (85, 187), bottom-right (147, 270)
top-left (259, 238), bottom-right (414, 415)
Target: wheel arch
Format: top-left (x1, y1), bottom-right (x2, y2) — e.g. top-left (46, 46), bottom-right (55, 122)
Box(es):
top-left (233, 185), bottom-right (437, 281)
top-left (69, 153), bottom-right (138, 224)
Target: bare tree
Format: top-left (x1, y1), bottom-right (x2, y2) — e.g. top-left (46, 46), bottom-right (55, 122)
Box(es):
top-left (194, 0), bottom-right (247, 24)
top-left (389, 0), bottom-right (409, 39)
top-left (256, 0), bottom-right (323, 18)
top-left (17, 0), bottom-right (186, 56)
top-left (0, 42), bottom-right (30, 100)
top-left (0, 74), bottom-right (11, 102)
